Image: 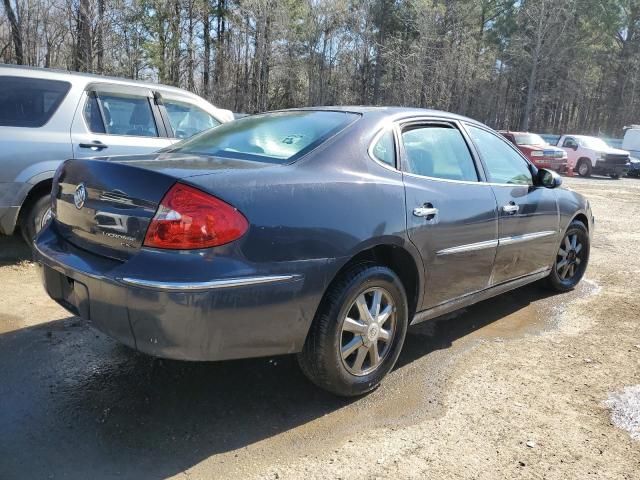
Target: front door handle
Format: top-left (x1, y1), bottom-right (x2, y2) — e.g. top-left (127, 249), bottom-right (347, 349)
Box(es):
top-left (79, 141), bottom-right (108, 151)
top-left (502, 203), bottom-right (520, 214)
top-left (413, 204), bottom-right (438, 219)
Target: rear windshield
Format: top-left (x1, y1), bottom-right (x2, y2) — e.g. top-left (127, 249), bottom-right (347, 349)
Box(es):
top-left (169, 110), bottom-right (359, 164)
top-left (0, 76), bottom-right (71, 127)
top-left (514, 133), bottom-right (546, 146)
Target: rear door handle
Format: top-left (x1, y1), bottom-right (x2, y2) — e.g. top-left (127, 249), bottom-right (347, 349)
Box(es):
top-left (79, 141), bottom-right (108, 151)
top-left (413, 204), bottom-right (438, 219)
top-left (502, 203), bottom-right (519, 214)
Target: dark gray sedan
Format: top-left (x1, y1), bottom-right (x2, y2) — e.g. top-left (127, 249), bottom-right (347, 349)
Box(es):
top-left (35, 107), bottom-right (593, 396)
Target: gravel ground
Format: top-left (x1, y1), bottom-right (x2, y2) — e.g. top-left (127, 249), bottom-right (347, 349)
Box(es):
top-left (0, 176), bottom-right (638, 479)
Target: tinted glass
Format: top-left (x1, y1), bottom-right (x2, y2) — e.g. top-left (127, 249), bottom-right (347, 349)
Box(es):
top-left (371, 129), bottom-right (396, 167)
top-left (171, 111), bottom-right (359, 164)
top-left (97, 94), bottom-right (158, 137)
top-left (563, 137), bottom-right (577, 148)
top-left (83, 95), bottom-right (106, 134)
top-left (402, 125), bottom-right (478, 181)
top-left (0, 76), bottom-right (70, 127)
top-left (467, 125), bottom-right (532, 185)
top-left (165, 100), bottom-right (220, 139)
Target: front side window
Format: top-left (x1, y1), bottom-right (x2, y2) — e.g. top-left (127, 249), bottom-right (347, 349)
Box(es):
top-left (0, 76), bottom-right (70, 127)
top-left (466, 125), bottom-right (532, 185)
top-left (563, 137), bottom-right (578, 148)
top-left (164, 100), bottom-right (220, 139)
top-left (371, 128), bottom-right (396, 167)
top-left (170, 110), bottom-right (359, 164)
top-left (401, 125), bottom-right (478, 182)
top-left (85, 93), bottom-right (158, 137)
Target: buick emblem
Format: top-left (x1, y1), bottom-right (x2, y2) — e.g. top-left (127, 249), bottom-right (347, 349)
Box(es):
top-left (74, 183), bottom-right (87, 209)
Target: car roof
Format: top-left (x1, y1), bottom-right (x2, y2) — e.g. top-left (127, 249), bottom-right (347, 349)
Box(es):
top-left (274, 105), bottom-right (486, 126)
top-left (0, 64), bottom-right (203, 101)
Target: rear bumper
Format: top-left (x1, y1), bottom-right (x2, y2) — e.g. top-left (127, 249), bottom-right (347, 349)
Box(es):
top-left (34, 225), bottom-right (330, 361)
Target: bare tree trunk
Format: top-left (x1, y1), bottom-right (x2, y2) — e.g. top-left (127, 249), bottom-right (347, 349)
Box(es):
top-left (75, 0), bottom-right (92, 72)
top-left (3, 0), bottom-right (24, 64)
top-left (96, 0), bottom-right (105, 74)
top-left (203, 0), bottom-right (211, 97)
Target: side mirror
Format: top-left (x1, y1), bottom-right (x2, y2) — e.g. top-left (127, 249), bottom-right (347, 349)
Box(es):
top-left (537, 168), bottom-right (563, 188)
top-left (572, 144), bottom-right (578, 151)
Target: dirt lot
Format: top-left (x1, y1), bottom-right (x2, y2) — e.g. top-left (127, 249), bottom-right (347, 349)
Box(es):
top-left (1, 176), bottom-right (639, 479)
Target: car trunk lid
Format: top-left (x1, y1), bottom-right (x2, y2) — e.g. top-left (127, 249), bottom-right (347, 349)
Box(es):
top-left (52, 153), bottom-right (274, 260)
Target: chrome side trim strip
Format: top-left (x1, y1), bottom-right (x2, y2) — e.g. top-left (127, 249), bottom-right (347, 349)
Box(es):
top-left (436, 239), bottom-right (499, 256)
top-left (436, 231), bottom-right (556, 256)
top-left (498, 230), bottom-right (557, 246)
top-left (118, 274), bottom-right (302, 291)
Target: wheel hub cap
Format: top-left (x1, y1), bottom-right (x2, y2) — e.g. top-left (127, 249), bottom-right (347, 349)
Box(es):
top-left (339, 287), bottom-right (396, 376)
top-left (556, 232), bottom-right (584, 281)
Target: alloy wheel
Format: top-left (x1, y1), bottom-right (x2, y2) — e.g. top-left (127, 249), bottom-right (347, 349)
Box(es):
top-left (339, 287), bottom-right (396, 376)
top-left (556, 232), bottom-right (585, 281)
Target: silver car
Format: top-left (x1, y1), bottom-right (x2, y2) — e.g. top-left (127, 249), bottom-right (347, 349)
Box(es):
top-left (0, 64), bottom-right (233, 243)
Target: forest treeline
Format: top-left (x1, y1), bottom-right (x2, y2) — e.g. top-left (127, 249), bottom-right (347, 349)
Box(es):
top-left (1, 0), bottom-right (639, 134)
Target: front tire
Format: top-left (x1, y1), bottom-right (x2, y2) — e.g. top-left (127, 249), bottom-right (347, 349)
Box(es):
top-left (298, 264), bottom-right (408, 397)
top-left (20, 194), bottom-right (52, 246)
top-left (546, 220), bottom-right (590, 292)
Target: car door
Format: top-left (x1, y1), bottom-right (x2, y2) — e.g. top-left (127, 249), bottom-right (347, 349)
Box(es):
top-left (561, 136), bottom-right (580, 168)
top-left (400, 119), bottom-right (499, 309)
top-left (70, 84), bottom-right (172, 158)
top-left (464, 124), bottom-right (560, 285)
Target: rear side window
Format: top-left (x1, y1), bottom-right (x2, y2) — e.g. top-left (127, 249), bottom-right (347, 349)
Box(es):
top-left (171, 110), bottom-right (359, 164)
top-left (84, 92), bottom-right (158, 137)
top-left (371, 129), bottom-right (396, 167)
top-left (401, 125), bottom-right (478, 181)
top-left (164, 100), bottom-right (220, 139)
top-left (0, 76), bottom-right (70, 127)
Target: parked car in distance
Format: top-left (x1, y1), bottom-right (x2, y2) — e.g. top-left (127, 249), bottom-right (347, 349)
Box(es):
top-left (622, 125), bottom-right (640, 177)
top-left (499, 131), bottom-right (568, 172)
top-left (35, 107), bottom-right (593, 396)
top-left (0, 64), bottom-right (233, 244)
top-left (557, 134), bottom-right (630, 178)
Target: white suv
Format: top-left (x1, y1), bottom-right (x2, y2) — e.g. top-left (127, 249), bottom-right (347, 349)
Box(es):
top-left (0, 65), bottom-right (233, 243)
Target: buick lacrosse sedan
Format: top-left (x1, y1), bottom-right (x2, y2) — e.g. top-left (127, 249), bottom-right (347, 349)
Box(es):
top-left (35, 107), bottom-right (592, 396)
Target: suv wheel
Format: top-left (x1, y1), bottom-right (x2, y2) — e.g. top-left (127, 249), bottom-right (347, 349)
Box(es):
top-left (20, 194), bottom-right (52, 245)
top-left (546, 220), bottom-right (589, 292)
top-left (298, 264), bottom-right (408, 397)
top-left (577, 159), bottom-right (592, 177)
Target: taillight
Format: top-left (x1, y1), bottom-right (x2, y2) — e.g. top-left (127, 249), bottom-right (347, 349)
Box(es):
top-left (143, 183), bottom-right (248, 249)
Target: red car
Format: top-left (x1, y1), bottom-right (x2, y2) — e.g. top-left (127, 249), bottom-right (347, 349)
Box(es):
top-left (499, 131), bottom-right (568, 172)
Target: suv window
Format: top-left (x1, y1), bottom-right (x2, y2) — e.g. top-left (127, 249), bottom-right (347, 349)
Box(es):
top-left (563, 137), bottom-right (578, 148)
top-left (164, 100), bottom-right (220, 139)
top-left (466, 125), bottom-right (532, 185)
top-left (84, 93), bottom-right (158, 137)
top-left (0, 76), bottom-right (71, 127)
top-left (401, 124), bottom-right (478, 181)
top-left (371, 128), bottom-right (396, 167)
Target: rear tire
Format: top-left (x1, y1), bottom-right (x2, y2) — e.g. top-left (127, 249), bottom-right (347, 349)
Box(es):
top-left (298, 264), bottom-right (408, 397)
top-left (545, 220), bottom-right (589, 292)
top-left (577, 159), bottom-right (592, 177)
top-left (20, 194), bottom-right (52, 246)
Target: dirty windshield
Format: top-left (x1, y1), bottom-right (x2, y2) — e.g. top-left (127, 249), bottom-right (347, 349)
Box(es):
top-left (169, 110), bottom-right (359, 164)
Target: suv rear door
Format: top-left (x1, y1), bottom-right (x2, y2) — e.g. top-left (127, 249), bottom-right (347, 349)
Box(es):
top-left (70, 84), bottom-right (172, 158)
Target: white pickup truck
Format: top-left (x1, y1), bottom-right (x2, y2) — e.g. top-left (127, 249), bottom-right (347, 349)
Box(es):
top-left (557, 134), bottom-right (630, 179)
